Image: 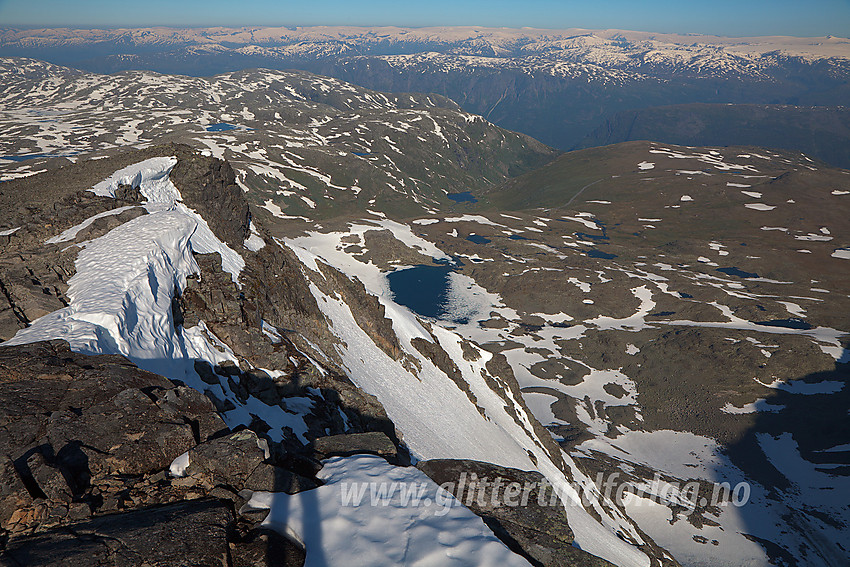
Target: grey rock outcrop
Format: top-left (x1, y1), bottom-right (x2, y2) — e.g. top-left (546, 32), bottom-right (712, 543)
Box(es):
top-left (169, 150), bottom-right (250, 250)
top-left (0, 499), bottom-right (233, 567)
top-left (417, 459), bottom-right (615, 567)
top-left (0, 340), bottom-right (309, 566)
top-left (312, 431), bottom-right (398, 462)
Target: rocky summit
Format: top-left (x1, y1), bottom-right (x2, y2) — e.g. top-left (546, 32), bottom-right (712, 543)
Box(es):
top-left (0, 34), bottom-right (848, 567)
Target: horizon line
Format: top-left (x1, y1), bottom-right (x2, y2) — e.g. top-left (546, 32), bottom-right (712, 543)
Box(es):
top-left (1, 24), bottom-right (848, 41)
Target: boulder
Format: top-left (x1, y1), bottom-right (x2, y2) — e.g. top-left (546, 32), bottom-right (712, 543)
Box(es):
top-left (181, 430), bottom-right (268, 490)
top-left (312, 432), bottom-right (398, 462)
top-left (0, 499), bottom-right (233, 567)
top-left (244, 463), bottom-right (317, 495)
top-left (0, 340), bottom-right (229, 534)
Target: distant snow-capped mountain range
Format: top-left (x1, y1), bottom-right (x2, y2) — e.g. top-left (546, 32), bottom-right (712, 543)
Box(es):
top-left (3, 26), bottom-right (849, 78)
top-left (2, 26), bottom-right (849, 154)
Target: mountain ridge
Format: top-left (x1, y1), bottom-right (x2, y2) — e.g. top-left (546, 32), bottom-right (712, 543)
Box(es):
top-left (2, 26), bottom-right (848, 60)
top-left (3, 26), bottom-right (849, 155)
top-left (574, 103), bottom-right (850, 168)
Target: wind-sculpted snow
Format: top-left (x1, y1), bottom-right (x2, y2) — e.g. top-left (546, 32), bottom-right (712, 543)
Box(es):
top-left (5, 209), bottom-right (199, 367)
top-left (2, 158), bottom-right (316, 446)
top-left (90, 156), bottom-right (181, 199)
top-left (89, 156), bottom-right (245, 282)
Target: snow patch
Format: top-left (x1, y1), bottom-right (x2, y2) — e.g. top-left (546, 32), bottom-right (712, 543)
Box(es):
top-left (244, 455), bottom-right (532, 567)
top-left (587, 286), bottom-right (655, 332)
top-left (244, 220), bottom-right (266, 251)
top-left (721, 399), bottom-right (784, 414)
top-left (562, 215), bottom-right (602, 231)
top-left (753, 376), bottom-right (844, 395)
top-left (90, 157), bottom-right (180, 199)
top-left (169, 451), bottom-right (190, 477)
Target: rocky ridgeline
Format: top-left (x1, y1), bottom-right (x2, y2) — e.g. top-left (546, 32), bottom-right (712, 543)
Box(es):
top-left (0, 147), bottom-right (614, 566)
top-left (0, 341), bottom-right (611, 567)
top-left (0, 186), bottom-right (144, 341)
top-left (0, 339), bottom-right (312, 566)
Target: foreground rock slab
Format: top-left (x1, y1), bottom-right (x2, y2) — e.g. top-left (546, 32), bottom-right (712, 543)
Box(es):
top-left (0, 499), bottom-right (231, 567)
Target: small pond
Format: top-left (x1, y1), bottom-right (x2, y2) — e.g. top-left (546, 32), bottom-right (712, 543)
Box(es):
top-left (206, 123), bottom-right (238, 132)
top-left (717, 267), bottom-right (760, 279)
top-left (466, 234), bottom-right (491, 245)
top-left (447, 192), bottom-right (477, 203)
top-left (1, 154), bottom-right (55, 162)
top-left (586, 249), bottom-right (617, 260)
top-left (387, 265), bottom-right (453, 320)
top-left (754, 318), bottom-right (813, 331)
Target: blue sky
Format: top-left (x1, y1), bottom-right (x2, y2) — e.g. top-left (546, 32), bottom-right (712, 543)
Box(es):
top-left (0, 0), bottom-right (848, 37)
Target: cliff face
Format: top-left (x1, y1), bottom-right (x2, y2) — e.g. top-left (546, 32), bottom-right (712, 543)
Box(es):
top-left (0, 146), bottom-right (402, 566)
top-left (169, 148), bottom-right (251, 250)
top-left (0, 146), bottom-right (651, 567)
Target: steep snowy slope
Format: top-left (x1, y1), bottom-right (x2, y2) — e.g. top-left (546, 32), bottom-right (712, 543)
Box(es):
top-left (282, 235), bottom-right (666, 566)
top-left (260, 141), bottom-right (850, 566)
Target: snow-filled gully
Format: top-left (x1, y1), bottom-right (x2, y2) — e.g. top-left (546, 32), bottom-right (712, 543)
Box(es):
top-left (284, 226), bottom-right (652, 567)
